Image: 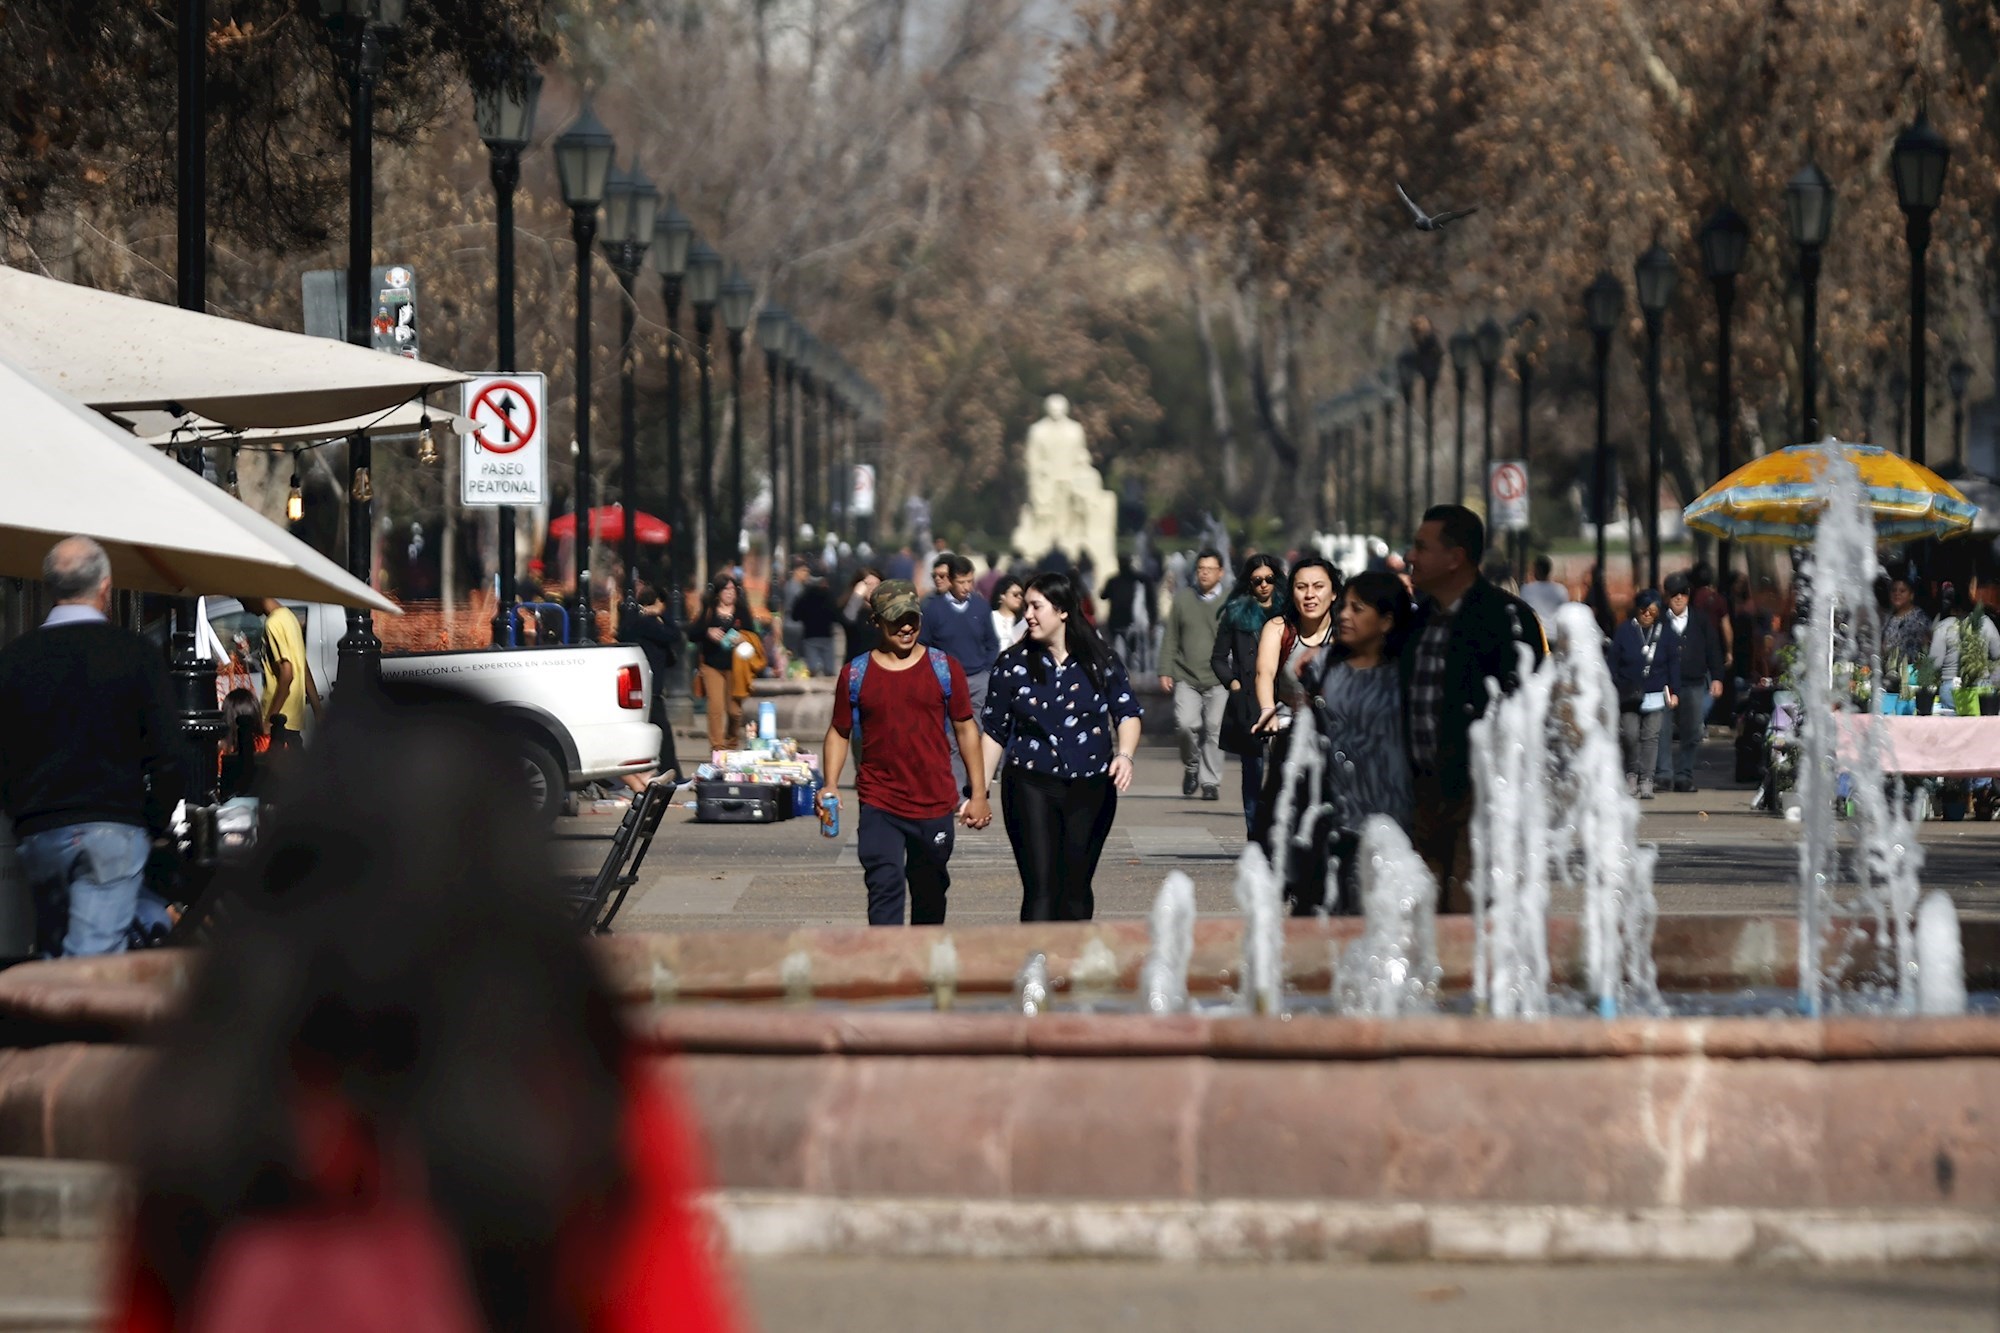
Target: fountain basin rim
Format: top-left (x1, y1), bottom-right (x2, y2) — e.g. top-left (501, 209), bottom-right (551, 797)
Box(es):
top-left (634, 1006), bottom-right (2000, 1062)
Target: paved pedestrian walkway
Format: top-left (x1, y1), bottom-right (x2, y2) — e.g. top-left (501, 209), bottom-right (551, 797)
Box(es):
top-left (577, 740), bottom-right (2000, 934)
top-left (3, 1239), bottom-right (1995, 1332)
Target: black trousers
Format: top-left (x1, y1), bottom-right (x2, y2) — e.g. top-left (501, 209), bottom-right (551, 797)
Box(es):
top-left (1001, 767), bottom-right (1117, 922)
top-left (856, 803), bottom-right (955, 926)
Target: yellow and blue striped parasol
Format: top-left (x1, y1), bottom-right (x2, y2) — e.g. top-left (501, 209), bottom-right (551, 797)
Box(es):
top-left (1683, 441), bottom-right (1975, 544)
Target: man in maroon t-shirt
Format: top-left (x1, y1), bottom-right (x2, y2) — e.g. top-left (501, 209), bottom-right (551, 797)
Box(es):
top-left (821, 580), bottom-right (993, 925)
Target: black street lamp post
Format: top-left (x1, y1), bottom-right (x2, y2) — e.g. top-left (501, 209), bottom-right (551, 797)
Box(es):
top-left (1635, 241), bottom-right (1678, 591)
top-left (783, 323), bottom-right (802, 551)
top-left (473, 61), bottom-right (541, 646)
top-left (1949, 358), bottom-right (1973, 468)
top-left (1700, 206), bottom-right (1749, 582)
top-left (685, 239), bottom-right (723, 575)
top-left (1415, 333), bottom-right (1442, 513)
top-left (1378, 389), bottom-right (1393, 539)
top-left (554, 102), bottom-right (615, 642)
top-left (1448, 330), bottom-right (1475, 508)
top-left (720, 270), bottom-right (754, 566)
top-left (1585, 272), bottom-right (1624, 593)
top-left (1476, 318), bottom-right (1504, 523)
top-left (324, 0), bottom-right (406, 678)
top-left (1784, 162), bottom-right (1836, 440)
top-left (1893, 111), bottom-right (1950, 467)
top-left (651, 199), bottom-right (694, 588)
top-left (1511, 312), bottom-right (1539, 580)
top-left (1396, 352), bottom-right (1418, 543)
top-left (599, 160), bottom-right (657, 625)
top-left (757, 306), bottom-right (792, 563)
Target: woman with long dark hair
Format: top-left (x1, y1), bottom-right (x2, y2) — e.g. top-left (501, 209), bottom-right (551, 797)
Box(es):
top-left (1318, 570), bottom-right (1417, 912)
top-left (1210, 552), bottom-right (1287, 833)
top-left (980, 572), bottom-right (1143, 921)
top-left (690, 575), bottom-right (746, 748)
top-left (1249, 555), bottom-right (1342, 913)
top-left (115, 686), bottom-right (740, 1333)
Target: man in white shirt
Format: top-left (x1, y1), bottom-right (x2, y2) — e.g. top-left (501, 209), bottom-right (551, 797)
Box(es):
top-left (1518, 554), bottom-right (1570, 627)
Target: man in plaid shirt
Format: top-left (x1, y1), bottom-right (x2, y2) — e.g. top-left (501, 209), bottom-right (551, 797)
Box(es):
top-left (1398, 505), bottom-right (1545, 912)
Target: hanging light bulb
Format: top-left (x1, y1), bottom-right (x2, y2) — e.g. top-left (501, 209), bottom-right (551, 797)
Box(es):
top-left (226, 468), bottom-right (240, 500)
top-left (286, 473), bottom-right (304, 522)
top-left (417, 411), bottom-right (439, 466)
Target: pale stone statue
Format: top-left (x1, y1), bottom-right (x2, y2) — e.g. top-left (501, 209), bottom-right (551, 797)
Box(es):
top-left (1012, 394), bottom-right (1117, 581)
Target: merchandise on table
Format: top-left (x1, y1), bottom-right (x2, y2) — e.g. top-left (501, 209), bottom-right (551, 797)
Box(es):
top-left (689, 730), bottom-right (823, 823)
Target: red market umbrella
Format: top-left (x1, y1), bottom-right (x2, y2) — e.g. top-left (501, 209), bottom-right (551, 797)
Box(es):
top-left (549, 505), bottom-right (672, 545)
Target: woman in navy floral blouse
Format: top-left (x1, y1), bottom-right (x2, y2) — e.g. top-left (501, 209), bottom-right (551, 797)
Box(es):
top-left (979, 572), bottom-right (1144, 921)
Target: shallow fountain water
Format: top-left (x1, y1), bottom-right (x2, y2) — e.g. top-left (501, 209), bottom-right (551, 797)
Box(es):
top-left (1015, 952), bottom-right (1050, 1015)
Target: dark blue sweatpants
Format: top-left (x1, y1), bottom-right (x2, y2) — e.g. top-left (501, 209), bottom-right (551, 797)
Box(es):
top-left (857, 803), bottom-right (956, 926)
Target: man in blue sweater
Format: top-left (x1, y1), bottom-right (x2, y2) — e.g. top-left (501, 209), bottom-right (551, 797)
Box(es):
top-left (919, 552), bottom-right (1000, 795)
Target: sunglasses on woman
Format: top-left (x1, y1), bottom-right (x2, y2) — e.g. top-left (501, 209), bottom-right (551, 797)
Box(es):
top-left (1249, 575), bottom-right (1275, 588)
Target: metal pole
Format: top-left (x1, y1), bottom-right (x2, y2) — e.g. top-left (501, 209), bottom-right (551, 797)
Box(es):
top-left (172, 0), bottom-right (221, 799)
top-left (662, 277), bottom-right (686, 593)
top-left (1401, 385), bottom-right (1414, 544)
top-left (336, 25), bottom-right (383, 679)
top-left (801, 371), bottom-right (819, 537)
top-left (1593, 328), bottom-right (1611, 588)
top-left (727, 328), bottom-right (745, 568)
top-left (1907, 213), bottom-right (1932, 467)
top-left (1800, 243), bottom-right (1822, 440)
top-left (1644, 308), bottom-right (1664, 590)
top-left (569, 206), bottom-right (599, 642)
top-left (1516, 356), bottom-right (1533, 582)
top-left (1452, 364), bottom-right (1467, 507)
top-left (696, 304), bottom-right (717, 573)
top-left (1422, 374), bottom-right (1437, 513)
top-left (1481, 362), bottom-right (1497, 524)
top-left (489, 145), bottom-right (521, 646)
top-left (618, 265), bottom-right (640, 619)
top-left (766, 350), bottom-right (782, 567)
top-left (784, 363), bottom-right (798, 555)
top-left (1712, 274), bottom-right (1736, 588)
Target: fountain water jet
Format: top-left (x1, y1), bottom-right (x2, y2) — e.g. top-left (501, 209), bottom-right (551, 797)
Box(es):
top-left (1231, 843), bottom-right (1285, 1015)
top-left (1333, 816), bottom-right (1439, 1016)
top-left (1141, 873), bottom-right (1196, 1014)
top-left (1916, 891), bottom-right (1967, 1016)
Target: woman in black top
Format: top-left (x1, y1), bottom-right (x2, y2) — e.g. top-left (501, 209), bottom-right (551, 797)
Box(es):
top-left (1209, 553), bottom-right (1288, 835)
top-left (979, 573), bottom-right (1144, 922)
top-left (688, 576), bottom-right (745, 749)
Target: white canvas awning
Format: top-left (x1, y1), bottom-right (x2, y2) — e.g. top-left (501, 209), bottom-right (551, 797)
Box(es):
top-left (0, 351), bottom-right (398, 612)
top-left (0, 266), bottom-right (467, 429)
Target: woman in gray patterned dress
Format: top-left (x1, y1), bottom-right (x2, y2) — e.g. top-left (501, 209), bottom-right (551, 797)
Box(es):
top-left (1319, 570), bottom-right (1416, 913)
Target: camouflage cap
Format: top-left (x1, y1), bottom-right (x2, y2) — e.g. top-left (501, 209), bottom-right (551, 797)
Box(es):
top-left (870, 579), bottom-right (923, 624)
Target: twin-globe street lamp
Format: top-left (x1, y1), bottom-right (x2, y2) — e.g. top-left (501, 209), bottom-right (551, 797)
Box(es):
top-left (553, 102), bottom-right (616, 642)
top-left (1584, 271), bottom-right (1624, 593)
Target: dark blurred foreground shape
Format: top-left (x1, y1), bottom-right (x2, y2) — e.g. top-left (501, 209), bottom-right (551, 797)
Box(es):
top-left (110, 684), bottom-right (742, 1333)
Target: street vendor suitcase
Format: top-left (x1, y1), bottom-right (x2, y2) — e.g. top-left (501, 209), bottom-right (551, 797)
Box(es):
top-left (694, 779), bottom-right (789, 823)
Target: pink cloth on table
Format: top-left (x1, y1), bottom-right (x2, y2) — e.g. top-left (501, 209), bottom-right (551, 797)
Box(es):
top-left (1834, 715), bottom-right (2000, 777)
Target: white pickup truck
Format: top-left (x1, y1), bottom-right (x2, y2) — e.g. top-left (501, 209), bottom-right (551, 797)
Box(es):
top-left (201, 598), bottom-right (662, 819)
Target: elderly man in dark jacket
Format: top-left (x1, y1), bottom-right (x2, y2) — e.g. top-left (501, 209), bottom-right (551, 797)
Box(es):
top-left (1398, 505), bottom-right (1546, 913)
top-left (1659, 571), bottom-right (1726, 793)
